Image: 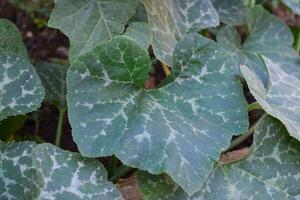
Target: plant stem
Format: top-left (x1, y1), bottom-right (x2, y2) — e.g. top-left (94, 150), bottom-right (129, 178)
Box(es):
top-left (34, 111), bottom-right (40, 136)
top-left (250, 0), bottom-right (256, 7)
top-left (108, 156), bottom-right (118, 178)
top-left (295, 30), bottom-right (300, 53)
top-left (108, 165), bottom-right (134, 183)
top-left (248, 102), bottom-right (262, 112)
top-left (55, 108), bottom-right (66, 147)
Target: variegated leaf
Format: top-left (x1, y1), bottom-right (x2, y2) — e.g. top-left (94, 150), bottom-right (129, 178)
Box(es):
top-left (0, 142), bottom-right (123, 200)
top-left (35, 62), bottom-right (67, 110)
top-left (139, 115), bottom-right (300, 199)
top-left (211, 0), bottom-right (248, 25)
top-left (48, 0), bottom-right (138, 62)
top-left (141, 0), bottom-right (219, 66)
top-left (67, 35), bottom-right (248, 195)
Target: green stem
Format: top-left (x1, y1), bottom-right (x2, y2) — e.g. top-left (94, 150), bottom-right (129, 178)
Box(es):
top-left (295, 30), bottom-right (300, 53)
top-left (108, 165), bottom-right (134, 183)
top-left (250, 0), bottom-right (256, 7)
top-left (248, 102), bottom-right (262, 112)
top-left (55, 109), bottom-right (66, 147)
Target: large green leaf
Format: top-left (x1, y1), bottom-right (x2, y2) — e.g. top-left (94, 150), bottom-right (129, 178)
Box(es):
top-left (0, 18), bottom-right (28, 58)
top-left (0, 142), bottom-right (123, 199)
top-left (241, 55), bottom-right (300, 141)
top-left (217, 6), bottom-right (297, 86)
top-left (48, 0), bottom-right (138, 62)
top-left (67, 35), bottom-right (248, 195)
top-left (35, 62), bottom-right (68, 110)
top-left (124, 22), bottom-right (152, 49)
top-left (141, 0), bottom-right (219, 66)
top-left (211, 0), bottom-right (248, 25)
top-left (282, 0), bottom-right (300, 15)
top-left (0, 20), bottom-right (45, 121)
top-left (139, 115), bottom-right (300, 199)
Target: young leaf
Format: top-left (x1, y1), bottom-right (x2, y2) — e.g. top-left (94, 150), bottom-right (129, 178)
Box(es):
top-left (241, 55), bottom-right (300, 142)
top-left (48, 0), bottom-right (138, 62)
top-left (211, 0), bottom-right (248, 25)
top-left (67, 35), bottom-right (248, 195)
top-left (139, 115), bottom-right (300, 199)
top-left (124, 22), bottom-right (152, 49)
top-left (35, 62), bottom-right (67, 110)
top-left (0, 18), bottom-right (28, 58)
top-left (0, 142), bottom-right (123, 199)
top-left (0, 19), bottom-right (45, 121)
top-left (141, 0), bottom-right (219, 66)
top-left (282, 0), bottom-right (300, 15)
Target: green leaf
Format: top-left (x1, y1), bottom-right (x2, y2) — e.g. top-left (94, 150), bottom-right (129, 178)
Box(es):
top-left (48, 0), bottom-right (138, 62)
top-left (35, 62), bottom-right (68, 110)
top-left (241, 55), bottom-right (300, 141)
top-left (0, 54), bottom-right (45, 121)
top-left (141, 0), bottom-right (219, 66)
top-left (139, 115), bottom-right (300, 199)
top-left (0, 115), bottom-right (27, 141)
top-left (0, 18), bottom-right (28, 58)
top-left (0, 142), bottom-right (123, 199)
top-left (211, 0), bottom-right (248, 25)
top-left (124, 22), bottom-right (152, 49)
top-left (282, 0), bottom-right (300, 15)
top-left (67, 35), bottom-right (248, 195)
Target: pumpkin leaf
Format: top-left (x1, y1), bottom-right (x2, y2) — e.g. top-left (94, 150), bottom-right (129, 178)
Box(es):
top-left (141, 0), bottom-right (219, 66)
top-left (124, 22), bottom-right (152, 49)
top-left (48, 0), bottom-right (138, 62)
top-left (211, 0), bottom-right (248, 25)
top-left (0, 142), bottom-right (123, 199)
top-left (35, 62), bottom-right (68, 110)
top-left (282, 0), bottom-right (300, 15)
top-left (67, 34), bottom-right (248, 195)
top-left (139, 115), bottom-right (300, 199)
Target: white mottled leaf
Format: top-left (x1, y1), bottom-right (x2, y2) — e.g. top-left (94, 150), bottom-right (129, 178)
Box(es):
top-left (0, 19), bottom-right (45, 121)
top-left (0, 142), bottom-right (123, 200)
top-left (0, 54), bottom-right (45, 121)
top-left (141, 0), bottom-right (219, 66)
top-left (124, 22), bottom-right (152, 49)
top-left (139, 115), bottom-right (300, 199)
top-left (67, 35), bottom-right (248, 195)
top-left (35, 62), bottom-right (67, 110)
top-left (48, 0), bottom-right (138, 62)
top-left (282, 0), bottom-right (300, 15)
top-left (211, 0), bottom-right (248, 25)
top-left (241, 55), bottom-right (300, 141)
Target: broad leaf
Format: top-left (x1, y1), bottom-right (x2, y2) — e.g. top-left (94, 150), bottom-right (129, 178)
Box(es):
top-left (35, 62), bottom-right (67, 110)
top-left (0, 18), bottom-right (28, 58)
top-left (67, 35), bottom-right (248, 195)
top-left (0, 142), bottom-right (123, 199)
top-left (48, 0), bottom-right (138, 62)
top-left (282, 0), bottom-right (300, 15)
top-left (0, 19), bottom-right (45, 121)
top-left (217, 5), bottom-right (297, 87)
top-left (124, 22), bottom-right (152, 49)
top-left (139, 115), bottom-right (300, 199)
top-left (141, 0), bottom-right (219, 66)
top-left (211, 0), bottom-right (248, 25)
top-left (241, 55), bottom-right (300, 141)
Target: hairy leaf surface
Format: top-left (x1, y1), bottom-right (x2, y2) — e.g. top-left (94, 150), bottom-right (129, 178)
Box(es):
top-left (35, 62), bottom-right (67, 110)
top-left (141, 0), bottom-right (219, 66)
top-left (139, 115), bottom-right (300, 199)
top-left (0, 142), bottom-right (122, 200)
top-left (48, 0), bottom-right (138, 62)
top-left (67, 35), bottom-right (248, 195)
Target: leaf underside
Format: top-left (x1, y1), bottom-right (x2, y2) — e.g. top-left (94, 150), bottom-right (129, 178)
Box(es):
top-left (0, 142), bottom-right (122, 200)
top-left (139, 115), bottom-right (300, 199)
